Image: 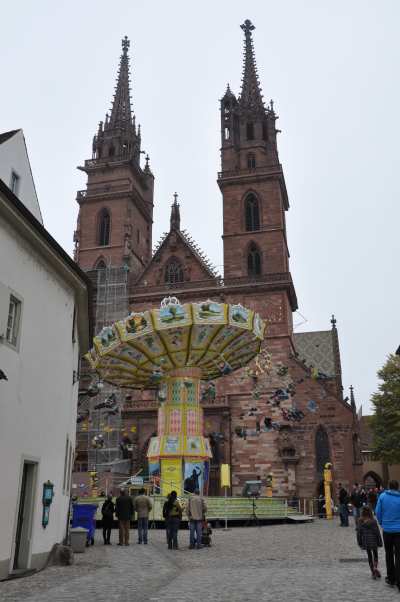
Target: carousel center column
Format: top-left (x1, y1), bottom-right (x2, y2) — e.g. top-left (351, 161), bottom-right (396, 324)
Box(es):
top-left (147, 367), bottom-right (212, 496)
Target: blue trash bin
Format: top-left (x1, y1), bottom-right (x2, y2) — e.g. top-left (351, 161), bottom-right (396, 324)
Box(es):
top-left (72, 504), bottom-right (98, 545)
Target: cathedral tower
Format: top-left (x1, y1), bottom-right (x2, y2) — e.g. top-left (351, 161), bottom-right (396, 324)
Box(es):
top-left (219, 20), bottom-right (293, 319)
top-left (74, 37), bottom-right (154, 275)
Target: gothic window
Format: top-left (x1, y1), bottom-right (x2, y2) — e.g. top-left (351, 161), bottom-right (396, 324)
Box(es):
top-left (224, 127), bottom-right (230, 140)
top-left (95, 259), bottom-right (106, 270)
top-left (247, 153), bottom-right (256, 169)
top-left (245, 194), bottom-right (260, 231)
top-left (352, 433), bottom-right (361, 465)
top-left (262, 122), bottom-right (268, 141)
top-left (98, 209), bottom-right (111, 246)
top-left (109, 145), bottom-right (115, 157)
top-left (246, 122), bottom-right (254, 140)
top-left (315, 426), bottom-right (330, 478)
top-left (164, 258), bottom-right (184, 284)
top-left (247, 243), bottom-right (261, 276)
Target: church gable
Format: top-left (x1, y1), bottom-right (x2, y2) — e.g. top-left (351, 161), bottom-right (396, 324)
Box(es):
top-left (135, 229), bottom-right (217, 287)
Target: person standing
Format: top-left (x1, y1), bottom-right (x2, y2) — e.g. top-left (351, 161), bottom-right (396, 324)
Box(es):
top-left (356, 506), bottom-right (383, 579)
top-left (376, 480), bottom-right (400, 589)
top-left (338, 483), bottom-right (349, 527)
top-left (351, 483), bottom-right (363, 525)
top-left (101, 494), bottom-right (115, 545)
top-left (163, 491), bottom-right (182, 550)
top-left (134, 487), bottom-right (153, 544)
top-left (188, 488), bottom-right (207, 549)
top-left (115, 489), bottom-right (134, 546)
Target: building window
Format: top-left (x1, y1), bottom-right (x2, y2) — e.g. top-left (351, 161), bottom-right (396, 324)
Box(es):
top-left (247, 243), bottom-right (261, 276)
top-left (315, 426), bottom-right (330, 479)
top-left (245, 194), bottom-right (260, 231)
top-left (262, 122), bottom-right (268, 141)
top-left (224, 127), bottom-right (230, 140)
top-left (6, 295), bottom-right (22, 347)
top-left (95, 259), bottom-right (106, 270)
top-left (98, 209), bottom-right (111, 246)
top-left (10, 171), bottom-right (20, 195)
top-left (165, 259), bottom-right (184, 284)
top-left (247, 154), bottom-right (256, 169)
top-left (246, 122), bottom-right (254, 140)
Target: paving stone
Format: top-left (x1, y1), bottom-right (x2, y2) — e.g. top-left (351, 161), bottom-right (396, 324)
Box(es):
top-left (1, 521), bottom-right (399, 602)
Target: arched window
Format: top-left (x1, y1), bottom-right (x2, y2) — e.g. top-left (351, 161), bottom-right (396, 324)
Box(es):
top-left (246, 122), bottom-right (254, 140)
top-left (247, 153), bottom-right (256, 169)
top-left (315, 426), bottom-right (330, 479)
top-left (247, 243), bottom-right (261, 276)
top-left (98, 209), bottom-right (110, 246)
top-left (95, 259), bottom-right (106, 270)
top-left (109, 145), bottom-right (115, 157)
top-left (164, 259), bottom-right (184, 284)
top-left (245, 194), bottom-right (260, 231)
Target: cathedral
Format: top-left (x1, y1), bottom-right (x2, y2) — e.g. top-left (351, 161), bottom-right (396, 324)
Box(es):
top-left (73, 21), bottom-right (362, 498)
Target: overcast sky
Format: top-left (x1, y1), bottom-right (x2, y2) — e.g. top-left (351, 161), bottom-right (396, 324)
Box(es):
top-left (1, 1), bottom-right (399, 413)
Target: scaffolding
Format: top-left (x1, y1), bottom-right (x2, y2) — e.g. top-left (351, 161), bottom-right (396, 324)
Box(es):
top-left (77, 266), bottom-right (132, 489)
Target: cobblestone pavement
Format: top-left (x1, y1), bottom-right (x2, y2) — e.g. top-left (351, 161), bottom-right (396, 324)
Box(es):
top-left (2, 520), bottom-right (400, 602)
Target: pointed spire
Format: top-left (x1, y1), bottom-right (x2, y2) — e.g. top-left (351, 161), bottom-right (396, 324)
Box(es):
top-left (90, 37), bottom-right (144, 166)
top-left (222, 83), bottom-right (235, 100)
top-left (109, 36), bottom-right (132, 128)
top-left (239, 20), bottom-right (264, 112)
top-left (350, 385), bottom-right (356, 413)
top-left (170, 192), bottom-right (180, 231)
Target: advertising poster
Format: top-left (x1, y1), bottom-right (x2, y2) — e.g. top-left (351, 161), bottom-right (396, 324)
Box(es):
top-left (161, 459), bottom-right (182, 496)
top-left (184, 461), bottom-right (204, 494)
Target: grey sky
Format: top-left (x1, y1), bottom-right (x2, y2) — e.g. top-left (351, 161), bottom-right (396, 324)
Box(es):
top-left (2, 1), bottom-right (399, 413)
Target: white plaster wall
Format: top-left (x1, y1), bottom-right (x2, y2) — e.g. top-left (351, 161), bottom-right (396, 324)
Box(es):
top-left (0, 130), bottom-right (42, 223)
top-left (0, 217), bottom-right (79, 573)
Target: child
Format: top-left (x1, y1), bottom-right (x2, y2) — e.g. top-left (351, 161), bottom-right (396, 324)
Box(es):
top-left (356, 506), bottom-right (383, 579)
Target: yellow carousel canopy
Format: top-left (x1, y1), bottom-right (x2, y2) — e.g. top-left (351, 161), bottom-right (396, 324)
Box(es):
top-left (86, 298), bottom-right (266, 388)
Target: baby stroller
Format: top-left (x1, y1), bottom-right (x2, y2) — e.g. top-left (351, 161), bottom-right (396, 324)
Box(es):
top-left (201, 521), bottom-right (212, 546)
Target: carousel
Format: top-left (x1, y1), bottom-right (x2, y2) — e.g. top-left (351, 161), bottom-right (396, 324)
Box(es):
top-left (86, 297), bottom-right (266, 496)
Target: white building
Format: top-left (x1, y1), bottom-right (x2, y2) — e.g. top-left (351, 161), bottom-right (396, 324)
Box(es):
top-left (0, 129), bottom-right (42, 223)
top-left (0, 131), bottom-right (92, 578)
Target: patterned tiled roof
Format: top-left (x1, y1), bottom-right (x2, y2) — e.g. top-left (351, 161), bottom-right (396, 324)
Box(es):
top-left (293, 330), bottom-right (335, 377)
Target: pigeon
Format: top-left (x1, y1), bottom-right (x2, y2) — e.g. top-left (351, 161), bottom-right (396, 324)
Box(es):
top-left (0, 369), bottom-right (8, 381)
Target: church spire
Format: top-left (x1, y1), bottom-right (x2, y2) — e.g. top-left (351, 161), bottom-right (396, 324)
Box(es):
top-left (239, 20), bottom-right (265, 113)
top-left (109, 36), bottom-right (132, 128)
top-left (170, 192), bottom-right (180, 231)
top-left (91, 37), bottom-right (142, 166)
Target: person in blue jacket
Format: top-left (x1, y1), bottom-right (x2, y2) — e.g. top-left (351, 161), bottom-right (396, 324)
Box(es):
top-left (376, 480), bottom-right (400, 589)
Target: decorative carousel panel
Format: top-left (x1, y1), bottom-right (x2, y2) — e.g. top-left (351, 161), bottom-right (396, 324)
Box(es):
top-left (115, 310), bottom-right (154, 341)
top-left (253, 312), bottom-right (266, 339)
top-left (229, 304), bottom-right (254, 330)
top-left (93, 324), bottom-right (121, 356)
top-left (152, 302), bottom-right (192, 331)
top-left (160, 435), bottom-right (184, 456)
top-left (192, 301), bottom-right (227, 324)
top-left (147, 437), bottom-right (160, 458)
